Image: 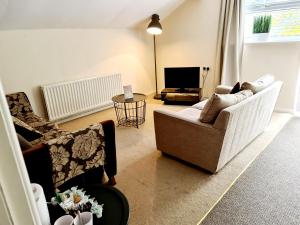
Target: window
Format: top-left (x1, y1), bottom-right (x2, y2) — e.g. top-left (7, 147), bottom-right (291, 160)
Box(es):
top-left (245, 0), bottom-right (300, 43)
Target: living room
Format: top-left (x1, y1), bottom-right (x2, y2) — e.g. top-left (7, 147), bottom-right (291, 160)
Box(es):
top-left (0, 0), bottom-right (300, 225)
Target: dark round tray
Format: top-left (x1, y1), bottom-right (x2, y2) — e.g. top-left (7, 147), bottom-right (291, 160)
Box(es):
top-left (49, 184), bottom-right (129, 225)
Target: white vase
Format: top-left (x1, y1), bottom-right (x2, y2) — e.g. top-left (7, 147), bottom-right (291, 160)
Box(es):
top-left (74, 212), bottom-right (93, 225)
top-left (54, 215), bottom-right (73, 225)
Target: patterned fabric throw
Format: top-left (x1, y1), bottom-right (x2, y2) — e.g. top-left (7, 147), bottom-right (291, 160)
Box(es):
top-left (46, 124), bottom-right (106, 188)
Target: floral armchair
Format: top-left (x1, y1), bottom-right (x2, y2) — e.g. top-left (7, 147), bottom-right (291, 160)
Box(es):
top-left (6, 92), bottom-right (117, 199)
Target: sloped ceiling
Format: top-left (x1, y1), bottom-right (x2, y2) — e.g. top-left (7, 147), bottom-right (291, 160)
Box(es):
top-left (0, 0), bottom-right (185, 29)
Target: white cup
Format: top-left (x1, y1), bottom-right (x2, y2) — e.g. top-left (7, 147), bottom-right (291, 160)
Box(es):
top-left (74, 212), bottom-right (93, 225)
top-left (54, 215), bottom-right (73, 225)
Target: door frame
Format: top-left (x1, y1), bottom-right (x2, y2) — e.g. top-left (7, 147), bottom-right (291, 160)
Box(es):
top-left (0, 79), bottom-right (41, 225)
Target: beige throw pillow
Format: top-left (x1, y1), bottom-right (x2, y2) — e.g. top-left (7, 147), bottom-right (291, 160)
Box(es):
top-left (200, 90), bottom-right (253, 124)
top-left (241, 74), bottom-right (274, 94)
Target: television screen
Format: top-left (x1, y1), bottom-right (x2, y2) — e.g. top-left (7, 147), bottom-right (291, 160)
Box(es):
top-left (164, 67), bottom-right (200, 89)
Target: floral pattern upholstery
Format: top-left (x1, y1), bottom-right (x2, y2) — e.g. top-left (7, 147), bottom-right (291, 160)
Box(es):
top-left (6, 92), bottom-right (106, 188)
top-left (46, 124), bottom-right (105, 187)
top-left (6, 92), bottom-right (56, 132)
top-left (6, 92), bottom-right (33, 116)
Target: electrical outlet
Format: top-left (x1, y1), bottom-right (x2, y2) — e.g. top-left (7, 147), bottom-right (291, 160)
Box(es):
top-left (207, 66), bottom-right (210, 71)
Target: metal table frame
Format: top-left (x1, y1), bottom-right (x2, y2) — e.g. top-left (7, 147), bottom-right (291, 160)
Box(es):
top-left (112, 93), bottom-right (146, 128)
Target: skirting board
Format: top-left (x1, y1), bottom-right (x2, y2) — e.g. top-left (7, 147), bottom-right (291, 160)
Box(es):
top-left (274, 107), bottom-right (294, 114)
top-left (55, 104), bottom-right (114, 124)
top-left (55, 90), bottom-right (155, 124)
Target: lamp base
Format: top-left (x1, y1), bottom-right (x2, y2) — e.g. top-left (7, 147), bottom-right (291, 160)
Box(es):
top-left (154, 93), bottom-right (162, 100)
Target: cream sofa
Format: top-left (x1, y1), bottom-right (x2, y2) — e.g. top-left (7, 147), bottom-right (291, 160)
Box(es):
top-left (154, 81), bottom-right (282, 173)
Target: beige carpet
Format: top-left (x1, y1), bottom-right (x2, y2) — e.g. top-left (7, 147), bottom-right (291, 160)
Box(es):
top-left (60, 99), bottom-right (291, 225)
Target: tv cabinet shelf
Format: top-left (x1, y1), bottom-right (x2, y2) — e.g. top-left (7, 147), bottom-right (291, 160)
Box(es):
top-left (161, 88), bottom-right (201, 105)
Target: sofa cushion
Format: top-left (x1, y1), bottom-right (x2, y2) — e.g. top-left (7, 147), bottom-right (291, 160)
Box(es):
top-left (241, 74), bottom-right (274, 94)
top-left (215, 85), bottom-right (233, 94)
top-left (12, 116), bottom-right (43, 141)
top-left (30, 121), bottom-right (58, 134)
top-left (192, 99), bottom-right (208, 110)
top-left (230, 82), bottom-right (241, 94)
top-left (200, 90), bottom-right (253, 124)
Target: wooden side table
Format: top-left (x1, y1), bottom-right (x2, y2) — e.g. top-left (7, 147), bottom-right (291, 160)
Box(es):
top-left (112, 93), bottom-right (146, 128)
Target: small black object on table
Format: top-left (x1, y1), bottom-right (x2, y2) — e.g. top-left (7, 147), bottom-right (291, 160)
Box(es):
top-left (112, 93), bottom-right (146, 128)
top-left (49, 184), bottom-right (129, 225)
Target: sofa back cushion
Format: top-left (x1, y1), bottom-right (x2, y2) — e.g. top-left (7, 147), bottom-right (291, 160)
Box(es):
top-left (241, 74), bottom-right (274, 94)
top-left (200, 90), bottom-right (253, 124)
top-left (12, 116), bottom-right (43, 141)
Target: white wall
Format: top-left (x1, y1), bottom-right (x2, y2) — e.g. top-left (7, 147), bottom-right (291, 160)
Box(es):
top-left (156, 0), bottom-right (300, 111)
top-left (242, 42), bottom-right (300, 111)
top-left (0, 192), bottom-right (12, 225)
top-left (0, 29), bottom-right (154, 117)
top-left (156, 0), bottom-right (222, 97)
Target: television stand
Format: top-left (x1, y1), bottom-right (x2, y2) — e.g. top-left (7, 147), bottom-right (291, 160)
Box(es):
top-left (161, 88), bottom-right (201, 105)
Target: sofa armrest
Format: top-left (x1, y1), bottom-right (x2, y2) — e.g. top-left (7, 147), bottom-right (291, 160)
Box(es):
top-left (154, 109), bottom-right (225, 172)
top-left (100, 120), bottom-right (117, 177)
top-left (22, 144), bottom-right (55, 199)
top-left (215, 85), bottom-right (233, 94)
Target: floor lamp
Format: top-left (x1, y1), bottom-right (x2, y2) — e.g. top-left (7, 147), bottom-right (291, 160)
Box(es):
top-left (147, 14), bottom-right (162, 100)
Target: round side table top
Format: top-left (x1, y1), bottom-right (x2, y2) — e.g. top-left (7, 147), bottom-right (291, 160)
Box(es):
top-left (49, 184), bottom-right (129, 225)
top-left (112, 93), bottom-right (146, 103)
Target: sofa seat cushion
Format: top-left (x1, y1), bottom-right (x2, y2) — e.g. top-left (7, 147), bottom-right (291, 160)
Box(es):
top-left (200, 90), bottom-right (253, 124)
top-left (192, 99), bottom-right (208, 110)
top-left (30, 121), bottom-right (58, 134)
top-left (241, 74), bottom-right (274, 94)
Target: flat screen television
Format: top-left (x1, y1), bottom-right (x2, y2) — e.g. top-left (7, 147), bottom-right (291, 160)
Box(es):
top-left (164, 67), bottom-right (200, 90)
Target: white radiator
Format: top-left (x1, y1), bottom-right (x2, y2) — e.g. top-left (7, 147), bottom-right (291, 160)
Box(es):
top-left (41, 74), bottom-right (123, 122)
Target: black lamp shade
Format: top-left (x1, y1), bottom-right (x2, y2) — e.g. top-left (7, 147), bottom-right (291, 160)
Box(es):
top-left (147, 14), bottom-right (162, 35)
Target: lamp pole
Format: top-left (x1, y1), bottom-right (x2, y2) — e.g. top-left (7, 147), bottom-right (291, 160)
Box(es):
top-left (147, 14), bottom-right (162, 99)
top-left (153, 35), bottom-right (160, 99)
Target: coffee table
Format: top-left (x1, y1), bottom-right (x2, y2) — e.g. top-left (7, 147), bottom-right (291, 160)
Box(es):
top-left (49, 185), bottom-right (129, 225)
top-left (112, 93), bottom-right (146, 128)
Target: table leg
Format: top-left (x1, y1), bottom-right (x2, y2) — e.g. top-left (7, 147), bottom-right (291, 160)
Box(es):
top-left (136, 102), bottom-right (138, 128)
top-left (124, 103), bottom-right (128, 124)
top-left (113, 102), bottom-right (121, 126)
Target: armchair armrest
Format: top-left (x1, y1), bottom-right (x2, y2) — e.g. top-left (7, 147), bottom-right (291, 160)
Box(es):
top-left (154, 109), bottom-right (225, 173)
top-left (215, 85), bottom-right (233, 94)
top-left (22, 144), bottom-right (54, 199)
top-left (100, 120), bottom-right (117, 179)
